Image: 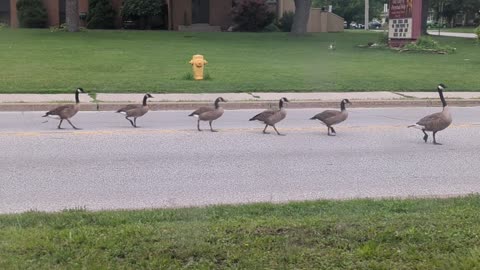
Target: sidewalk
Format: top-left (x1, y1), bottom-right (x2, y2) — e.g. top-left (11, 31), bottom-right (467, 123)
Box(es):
top-left (1, 92), bottom-right (480, 111)
top-left (427, 30), bottom-right (477, 39)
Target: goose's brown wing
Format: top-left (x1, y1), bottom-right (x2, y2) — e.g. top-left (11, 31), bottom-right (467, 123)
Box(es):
top-left (117, 104), bottom-right (141, 113)
top-left (311, 110), bottom-right (340, 121)
top-left (189, 106), bottom-right (214, 116)
top-left (249, 109), bottom-right (276, 122)
top-left (417, 112), bottom-right (444, 130)
top-left (46, 105), bottom-right (74, 116)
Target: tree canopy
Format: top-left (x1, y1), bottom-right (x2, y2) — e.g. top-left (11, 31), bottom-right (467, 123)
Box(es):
top-left (312, 0), bottom-right (386, 25)
top-left (430, 0), bottom-right (480, 26)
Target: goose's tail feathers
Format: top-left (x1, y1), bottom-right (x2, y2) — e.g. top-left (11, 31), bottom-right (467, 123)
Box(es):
top-left (408, 124), bottom-right (424, 130)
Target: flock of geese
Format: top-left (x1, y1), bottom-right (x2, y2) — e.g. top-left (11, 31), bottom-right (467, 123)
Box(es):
top-left (41, 83), bottom-right (452, 145)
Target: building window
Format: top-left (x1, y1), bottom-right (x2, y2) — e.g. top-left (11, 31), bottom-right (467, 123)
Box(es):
top-left (59, 0), bottom-right (66, 24)
top-left (0, 0), bottom-right (10, 25)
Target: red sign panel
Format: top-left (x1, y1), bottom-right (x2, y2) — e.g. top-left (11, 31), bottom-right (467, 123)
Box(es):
top-left (390, 0), bottom-right (413, 19)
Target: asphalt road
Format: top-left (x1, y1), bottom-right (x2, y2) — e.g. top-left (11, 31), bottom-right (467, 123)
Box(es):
top-left (2, 107), bottom-right (480, 213)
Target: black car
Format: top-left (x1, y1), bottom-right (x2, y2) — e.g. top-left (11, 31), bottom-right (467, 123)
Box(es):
top-left (369, 21), bottom-right (382, 29)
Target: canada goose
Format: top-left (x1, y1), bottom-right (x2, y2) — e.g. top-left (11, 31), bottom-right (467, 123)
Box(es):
top-left (42, 88), bottom-right (86, 129)
top-left (116, 94), bottom-right (153, 128)
top-left (188, 97), bottom-right (226, 132)
top-left (408, 83), bottom-right (452, 145)
top-left (329, 43), bottom-right (336, 51)
top-left (310, 99), bottom-right (351, 136)
top-left (249, 97), bottom-right (289, 136)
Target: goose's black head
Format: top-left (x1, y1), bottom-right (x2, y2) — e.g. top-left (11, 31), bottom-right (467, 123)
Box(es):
top-left (216, 97), bottom-right (227, 103)
top-left (342, 99), bottom-right (351, 105)
top-left (438, 83), bottom-right (447, 91)
top-left (281, 97), bottom-right (290, 103)
top-left (76, 88), bottom-right (85, 93)
top-left (145, 93), bottom-right (154, 99)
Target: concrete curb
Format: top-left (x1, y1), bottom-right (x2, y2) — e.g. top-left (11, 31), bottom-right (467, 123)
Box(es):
top-left (1, 99), bottom-right (480, 111)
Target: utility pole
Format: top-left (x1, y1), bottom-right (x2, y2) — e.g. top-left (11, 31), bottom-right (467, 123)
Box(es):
top-left (365, 0), bottom-right (369, 30)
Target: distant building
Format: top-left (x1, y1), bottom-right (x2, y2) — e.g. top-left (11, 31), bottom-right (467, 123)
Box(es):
top-left (2, 0), bottom-right (343, 32)
top-left (277, 0), bottom-right (344, 32)
top-left (2, 0), bottom-right (233, 30)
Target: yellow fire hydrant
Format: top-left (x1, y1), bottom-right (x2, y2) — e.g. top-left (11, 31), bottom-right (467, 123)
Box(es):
top-left (189, 54), bottom-right (208, 80)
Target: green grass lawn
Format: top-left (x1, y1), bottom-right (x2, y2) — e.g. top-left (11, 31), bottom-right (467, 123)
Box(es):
top-left (429, 27), bottom-right (478, 33)
top-left (0, 29), bottom-right (479, 94)
top-left (1, 196), bottom-right (480, 269)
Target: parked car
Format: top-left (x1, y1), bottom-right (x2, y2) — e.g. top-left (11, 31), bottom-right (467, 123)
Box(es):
top-left (350, 22), bottom-right (363, 29)
top-left (369, 21), bottom-right (382, 29)
top-left (427, 20), bottom-right (447, 29)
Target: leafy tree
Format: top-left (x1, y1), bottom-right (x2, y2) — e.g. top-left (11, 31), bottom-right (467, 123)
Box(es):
top-left (16, 0), bottom-right (48, 28)
top-left (313, 0), bottom-right (385, 27)
top-left (121, 0), bottom-right (166, 29)
top-left (430, 0), bottom-right (480, 27)
top-left (87, 0), bottom-right (116, 29)
top-left (232, 0), bottom-right (275, 32)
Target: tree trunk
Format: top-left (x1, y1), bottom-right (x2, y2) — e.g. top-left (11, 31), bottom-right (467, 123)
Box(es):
top-left (66, 0), bottom-right (79, 32)
top-left (421, 0), bottom-right (429, 35)
top-left (290, 0), bottom-right (312, 35)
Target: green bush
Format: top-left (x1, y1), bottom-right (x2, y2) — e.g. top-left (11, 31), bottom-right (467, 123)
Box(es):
top-left (121, 0), bottom-right (166, 29)
top-left (403, 36), bottom-right (456, 54)
top-left (475, 27), bottom-right (480, 42)
top-left (263, 23), bottom-right (280, 32)
top-left (232, 0), bottom-right (275, 32)
top-left (278, 11), bottom-right (294, 32)
top-left (50, 23), bottom-right (68, 32)
top-left (50, 23), bottom-right (86, 32)
top-left (16, 0), bottom-right (48, 28)
top-left (87, 0), bottom-right (116, 29)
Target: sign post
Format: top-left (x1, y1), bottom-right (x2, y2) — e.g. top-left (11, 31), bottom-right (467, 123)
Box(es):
top-left (388, 0), bottom-right (423, 47)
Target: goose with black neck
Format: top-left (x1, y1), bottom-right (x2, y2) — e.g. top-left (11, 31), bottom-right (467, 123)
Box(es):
top-left (42, 88), bottom-right (86, 130)
top-left (408, 83), bottom-right (452, 145)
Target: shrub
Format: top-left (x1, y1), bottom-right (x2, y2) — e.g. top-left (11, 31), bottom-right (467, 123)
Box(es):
top-left (16, 0), bottom-right (48, 28)
top-left (263, 23), bottom-right (280, 32)
top-left (473, 17), bottom-right (480, 26)
top-left (50, 23), bottom-right (86, 32)
top-left (122, 0), bottom-right (166, 29)
top-left (50, 23), bottom-right (68, 32)
top-left (403, 36), bottom-right (456, 54)
top-left (87, 0), bottom-right (116, 29)
top-left (475, 27), bottom-right (480, 43)
top-left (232, 0), bottom-right (275, 32)
top-left (278, 11), bottom-right (294, 32)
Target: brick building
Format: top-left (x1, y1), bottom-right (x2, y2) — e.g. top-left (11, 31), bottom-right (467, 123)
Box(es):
top-left (1, 0), bottom-right (343, 32)
top-left (1, 0), bottom-right (233, 30)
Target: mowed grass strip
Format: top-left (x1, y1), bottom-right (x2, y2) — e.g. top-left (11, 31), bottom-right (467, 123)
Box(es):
top-left (0, 29), bottom-right (479, 93)
top-left (1, 196), bottom-right (480, 269)
top-left (429, 27), bottom-right (478, 33)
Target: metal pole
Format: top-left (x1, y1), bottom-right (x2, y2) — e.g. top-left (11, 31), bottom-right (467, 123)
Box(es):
top-left (365, 0), bottom-right (369, 30)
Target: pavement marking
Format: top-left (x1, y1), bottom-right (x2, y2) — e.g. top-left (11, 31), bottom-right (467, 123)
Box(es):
top-left (0, 124), bottom-right (478, 137)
